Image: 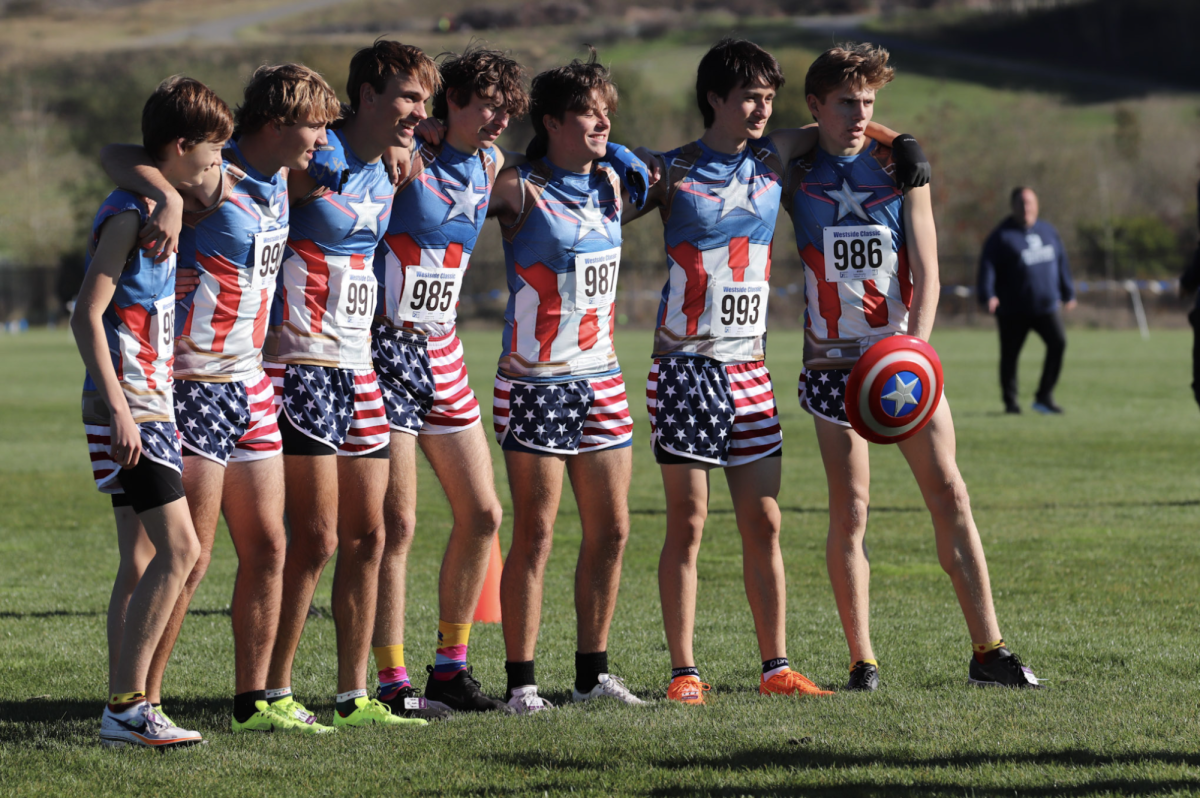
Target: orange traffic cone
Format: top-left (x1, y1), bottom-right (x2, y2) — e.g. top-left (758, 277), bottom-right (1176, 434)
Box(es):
top-left (473, 535), bottom-right (503, 624)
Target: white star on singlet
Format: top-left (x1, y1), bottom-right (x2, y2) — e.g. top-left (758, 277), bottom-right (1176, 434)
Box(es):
top-left (568, 194), bottom-right (612, 245)
top-left (348, 194), bottom-right (387, 235)
top-left (826, 180), bottom-right (873, 222)
top-left (442, 182), bottom-right (486, 223)
top-left (709, 171), bottom-right (759, 220)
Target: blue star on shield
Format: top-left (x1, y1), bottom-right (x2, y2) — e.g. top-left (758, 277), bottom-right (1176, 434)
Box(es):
top-left (880, 371), bottom-right (922, 417)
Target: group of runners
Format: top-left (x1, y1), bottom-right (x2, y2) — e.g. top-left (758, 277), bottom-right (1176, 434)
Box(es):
top-left (72, 35), bottom-right (1041, 751)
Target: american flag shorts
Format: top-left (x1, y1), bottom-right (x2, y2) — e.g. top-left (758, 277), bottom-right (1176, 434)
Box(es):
top-left (647, 357), bottom-right (782, 467)
top-left (372, 325), bottom-right (481, 436)
top-left (84, 418), bottom-right (183, 495)
top-left (174, 371), bottom-right (282, 465)
top-left (798, 367), bottom-right (852, 426)
top-left (265, 361), bottom-right (390, 456)
top-left (493, 371), bottom-right (634, 455)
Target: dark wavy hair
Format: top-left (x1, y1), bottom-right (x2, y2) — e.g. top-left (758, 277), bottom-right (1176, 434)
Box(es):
top-left (346, 38), bottom-right (441, 112)
top-left (142, 75), bottom-right (233, 157)
top-left (432, 45), bottom-right (529, 121)
top-left (526, 47), bottom-right (618, 161)
top-left (695, 38), bottom-right (785, 128)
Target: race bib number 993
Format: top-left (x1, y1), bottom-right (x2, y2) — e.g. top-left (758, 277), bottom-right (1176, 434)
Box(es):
top-left (713, 280), bottom-right (768, 337)
top-left (574, 247), bottom-right (620, 310)
top-left (823, 225), bottom-right (897, 282)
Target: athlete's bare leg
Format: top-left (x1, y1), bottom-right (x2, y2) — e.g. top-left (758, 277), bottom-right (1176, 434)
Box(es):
top-left (500, 451), bottom-right (565, 662)
top-left (421, 425), bottom-right (503, 626)
top-left (566, 447), bottom-right (631, 654)
top-left (657, 463), bottom-right (710, 669)
top-left (111, 498), bottom-right (200, 695)
top-left (222, 456), bottom-right (288, 694)
top-left (332, 455), bottom-right (389, 693)
top-left (814, 417), bottom-right (875, 665)
top-left (107, 507), bottom-right (154, 695)
top-left (896, 401), bottom-right (1002, 644)
top-left (267, 454), bottom-right (339, 689)
top-left (724, 456), bottom-right (786, 662)
top-left (372, 432), bottom-right (418, 652)
top-left (144, 455), bottom-right (223, 703)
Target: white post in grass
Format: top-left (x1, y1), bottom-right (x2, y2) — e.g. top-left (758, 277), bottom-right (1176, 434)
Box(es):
top-left (1124, 280), bottom-right (1150, 340)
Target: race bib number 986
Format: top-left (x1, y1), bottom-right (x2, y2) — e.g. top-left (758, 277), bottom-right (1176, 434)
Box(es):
top-left (823, 225), bottom-right (897, 282)
top-left (396, 266), bottom-right (463, 324)
top-left (713, 280), bottom-right (768, 337)
top-left (574, 247), bottom-right (620, 310)
top-left (336, 271), bottom-right (377, 330)
top-left (251, 227), bottom-right (289, 291)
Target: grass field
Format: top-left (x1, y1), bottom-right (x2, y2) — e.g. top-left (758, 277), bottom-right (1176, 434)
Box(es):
top-left (2, 326), bottom-right (1199, 796)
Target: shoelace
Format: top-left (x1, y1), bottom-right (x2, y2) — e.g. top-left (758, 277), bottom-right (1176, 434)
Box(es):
top-left (143, 704), bottom-right (169, 733)
top-left (368, 699), bottom-right (394, 715)
top-left (601, 675), bottom-right (633, 696)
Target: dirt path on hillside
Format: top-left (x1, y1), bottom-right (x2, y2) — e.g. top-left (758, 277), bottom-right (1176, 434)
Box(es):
top-left (129, 0), bottom-right (356, 48)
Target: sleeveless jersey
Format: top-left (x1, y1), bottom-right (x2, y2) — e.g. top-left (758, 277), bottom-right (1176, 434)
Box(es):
top-left (653, 137), bottom-right (784, 363)
top-left (175, 141), bottom-right (289, 381)
top-left (266, 128), bottom-right (393, 370)
top-left (82, 191), bottom-right (177, 423)
top-left (374, 137), bottom-right (496, 340)
top-left (786, 140), bottom-right (912, 364)
top-left (499, 159), bottom-right (624, 380)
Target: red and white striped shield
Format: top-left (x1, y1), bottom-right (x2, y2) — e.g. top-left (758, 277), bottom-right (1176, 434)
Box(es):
top-left (845, 335), bottom-right (943, 445)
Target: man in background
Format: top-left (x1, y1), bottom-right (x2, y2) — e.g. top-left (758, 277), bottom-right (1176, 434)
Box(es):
top-left (1179, 181), bottom-right (1200, 410)
top-left (978, 186), bottom-right (1076, 414)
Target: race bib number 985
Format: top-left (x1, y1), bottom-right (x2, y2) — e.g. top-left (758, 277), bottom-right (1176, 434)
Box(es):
top-left (713, 280), bottom-right (768, 337)
top-left (336, 270), bottom-right (377, 330)
top-left (823, 225), bottom-right (897, 282)
top-left (251, 227), bottom-right (289, 291)
top-left (574, 247), bottom-right (620, 310)
top-left (396, 266), bottom-right (463, 324)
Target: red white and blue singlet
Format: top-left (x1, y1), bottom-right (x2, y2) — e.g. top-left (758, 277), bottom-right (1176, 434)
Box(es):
top-left (266, 128), bottom-right (394, 370)
top-left (498, 159), bottom-right (624, 380)
top-left (653, 138), bottom-right (784, 363)
top-left (176, 142), bottom-right (289, 381)
top-left (787, 139), bottom-right (911, 359)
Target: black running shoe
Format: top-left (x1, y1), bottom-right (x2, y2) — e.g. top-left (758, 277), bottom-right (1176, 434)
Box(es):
top-left (967, 647), bottom-right (1043, 688)
top-left (1032, 397), bottom-right (1063, 414)
top-left (845, 661), bottom-right (879, 692)
top-left (424, 665), bottom-right (513, 713)
top-left (379, 684), bottom-right (453, 720)
top-left (1004, 403), bottom-right (1021, 415)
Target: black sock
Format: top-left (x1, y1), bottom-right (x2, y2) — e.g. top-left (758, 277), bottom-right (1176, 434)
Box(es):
top-left (672, 666), bottom-right (700, 680)
top-left (505, 660), bottom-right (536, 698)
top-left (762, 657), bottom-right (789, 676)
top-left (574, 650), bottom-right (608, 694)
top-left (233, 689), bottom-right (266, 724)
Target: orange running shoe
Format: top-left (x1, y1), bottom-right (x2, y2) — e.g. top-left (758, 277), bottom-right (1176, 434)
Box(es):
top-left (667, 675), bottom-right (711, 705)
top-left (759, 668), bottom-right (835, 697)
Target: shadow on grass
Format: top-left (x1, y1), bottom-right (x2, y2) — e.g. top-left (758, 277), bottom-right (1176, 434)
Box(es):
top-left (0, 607), bottom-right (241, 620)
top-left (0, 696), bottom-right (233, 743)
top-left (648, 780), bottom-right (1200, 797)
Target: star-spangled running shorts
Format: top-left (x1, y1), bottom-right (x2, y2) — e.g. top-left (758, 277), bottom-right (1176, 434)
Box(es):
top-left (371, 324), bottom-right (481, 436)
top-left (798, 367), bottom-right (853, 426)
top-left (265, 361), bottom-right (390, 457)
top-left (83, 416), bottom-right (185, 511)
top-left (492, 371), bottom-right (634, 455)
top-left (647, 357), bottom-right (782, 467)
top-left (175, 371), bottom-right (282, 465)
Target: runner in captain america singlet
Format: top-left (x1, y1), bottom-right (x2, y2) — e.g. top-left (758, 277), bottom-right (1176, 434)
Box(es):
top-left (786, 43), bottom-right (1041, 692)
top-left (259, 42), bottom-right (441, 729)
top-left (99, 64), bottom-right (344, 733)
top-left (74, 77), bottom-right (230, 749)
top-left (486, 52), bottom-right (650, 712)
top-left (368, 48), bottom-right (528, 716)
top-left (630, 38), bottom-right (923, 704)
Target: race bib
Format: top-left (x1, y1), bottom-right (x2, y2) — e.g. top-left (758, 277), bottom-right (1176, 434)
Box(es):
top-left (250, 227), bottom-right (288, 291)
top-left (713, 280), bottom-right (768, 337)
top-left (150, 296), bottom-right (176, 357)
top-left (395, 266), bottom-right (463, 324)
top-left (335, 269), bottom-right (377, 330)
top-left (823, 225), bottom-right (897, 282)
top-left (574, 247), bottom-right (620, 310)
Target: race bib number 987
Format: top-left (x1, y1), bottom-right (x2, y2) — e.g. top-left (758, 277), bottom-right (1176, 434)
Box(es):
top-left (713, 280), bottom-right (768, 337)
top-left (823, 225), bottom-right (897, 282)
top-left (336, 270), bottom-right (377, 330)
top-left (251, 227), bottom-right (288, 291)
top-left (574, 247), bottom-right (620, 310)
top-left (396, 266), bottom-right (463, 324)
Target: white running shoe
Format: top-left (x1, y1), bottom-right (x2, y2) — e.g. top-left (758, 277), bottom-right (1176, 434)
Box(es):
top-left (101, 702), bottom-right (203, 749)
top-left (506, 685), bottom-right (554, 715)
top-left (572, 673), bottom-right (645, 705)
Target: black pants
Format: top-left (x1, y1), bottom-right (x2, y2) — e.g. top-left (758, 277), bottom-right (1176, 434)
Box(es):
top-left (1189, 306), bottom-right (1200, 408)
top-left (997, 311), bottom-right (1066, 408)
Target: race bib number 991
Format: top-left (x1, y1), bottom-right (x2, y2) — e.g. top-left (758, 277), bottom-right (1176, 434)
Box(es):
top-left (336, 270), bottom-right (377, 330)
top-left (150, 296), bottom-right (176, 357)
top-left (251, 227), bottom-right (289, 291)
top-left (574, 247), bottom-right (620, 310)
top-left (713, 280), bottom-right (768, 337)
top-left (396, 266), bottom-right (463, 324)
top-left (823, 225), bottom-right (897, 282)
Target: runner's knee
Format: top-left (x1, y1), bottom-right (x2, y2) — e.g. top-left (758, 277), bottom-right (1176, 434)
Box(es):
top-left (923, 476), bottom-right (971, 523)
top-left (829, 497), bottom-right (869, 543)
top-left (382, 506), bottom-right (416, 551)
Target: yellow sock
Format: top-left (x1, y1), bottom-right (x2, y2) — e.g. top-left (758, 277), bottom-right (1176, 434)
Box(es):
top-left (373, 644), bottom-right (405, 671)
top-left (437, 620), bottom-right (471, 649)
top-left (108, 690), bottom-right (146, 712)
top-left (972, 639), bottom-right (1005, 655)
top-left (434, 621), bottom-right (472, 678)
top-left (852, 659), bottom-right (878, 672)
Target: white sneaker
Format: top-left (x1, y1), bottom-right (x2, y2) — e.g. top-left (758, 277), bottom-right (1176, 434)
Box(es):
top-left (506, 685), bottom-right (554, 715)
top-left (100, 702), bottom-right (203, 749)
top-left (572, 673), bottom-right (645, 705)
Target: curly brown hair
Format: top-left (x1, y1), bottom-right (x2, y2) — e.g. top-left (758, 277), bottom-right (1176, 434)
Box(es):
top-left (234, 63), bottom-right (341, 136)
top-left (346, 39), bottom-right (441, 112)
top-left (432, 45), bottom-right (529, 121)
top-left (526, 47), bottom-right (617, 160)
top-left (804, 43), bottom-right (895, 105)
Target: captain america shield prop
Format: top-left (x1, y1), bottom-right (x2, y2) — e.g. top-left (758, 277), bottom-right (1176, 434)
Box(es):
top-left (845, 336), bottom-right (943, 444)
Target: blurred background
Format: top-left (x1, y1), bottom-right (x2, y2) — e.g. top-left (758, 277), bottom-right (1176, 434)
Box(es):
top-left (1, 0), bottom-right (1197, 332)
